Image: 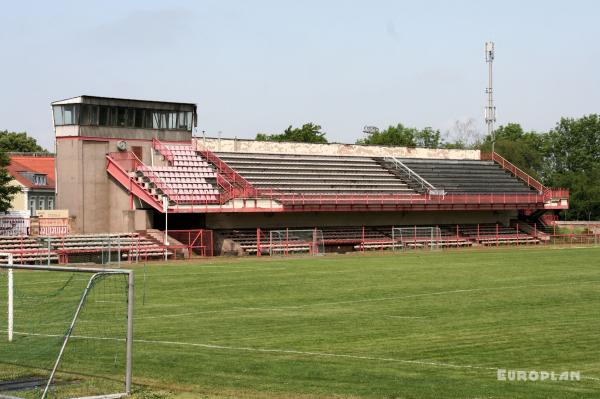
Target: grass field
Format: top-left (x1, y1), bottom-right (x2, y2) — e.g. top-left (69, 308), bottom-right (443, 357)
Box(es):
top-left (2, 246), bottom-right (600, 398)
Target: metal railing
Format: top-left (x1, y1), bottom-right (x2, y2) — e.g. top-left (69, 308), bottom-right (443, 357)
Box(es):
top-left (152, 138), bottom-right (174, 163)
top-left (382, 156), bottom-right (438, 194)
top-left (262, 191), bottom-right (547, 206)
top-left (167, 229), bottom-right (214, 257)
top-left (200, 147), bottom-right (259, 200)
top-left (481, 151), bottom-right (545, 193)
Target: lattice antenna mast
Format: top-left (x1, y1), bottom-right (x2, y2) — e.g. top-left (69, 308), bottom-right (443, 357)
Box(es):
top-left (485, 42), bottom-right (496, 153)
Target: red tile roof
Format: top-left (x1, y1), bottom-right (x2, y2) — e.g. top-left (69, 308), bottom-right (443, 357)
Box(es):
top-left (6, 155), bottom-right (55, 189)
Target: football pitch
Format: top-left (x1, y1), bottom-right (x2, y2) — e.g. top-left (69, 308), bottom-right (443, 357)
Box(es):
top-left (3, 246), bottom-right (600, 398)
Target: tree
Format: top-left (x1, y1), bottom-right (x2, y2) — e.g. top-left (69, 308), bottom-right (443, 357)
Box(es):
top-left (443, 118), bottom-right (481, 149)
top-left (549, 167), bottom-right (600, 221)
top-left (0, 152), bottom-right (21, 212)
top-left (256, 123), bottom-right (328, 143)
top-left (479, 123), bottom-right (547, 179)
top-left (415, 127), bottom-right (441, 148)
top-left (544, 115), bottom-right (600, 220)
top-left (0, 130), bottom-right (47, 153)
top-left (356, 124), bottom-right (416, 147)
top-left (545, 115), bottom-right (600, 173)
top-left (357, 123), bottom-right (442, 148)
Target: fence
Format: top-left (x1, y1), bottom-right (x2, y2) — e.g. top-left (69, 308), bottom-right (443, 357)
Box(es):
top-left (167, 229), bottom-right (214, 257)
top-left (0, 231), bottom-right (215, 265)
top-left (39, 217), bottom-right (70, 236)
top-left (0, 215), bottom-right (30, 236)
top-left (241, 223), bottom-right (600, 256)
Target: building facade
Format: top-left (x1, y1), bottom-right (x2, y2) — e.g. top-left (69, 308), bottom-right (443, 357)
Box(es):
top-left (7, 154), bottom-right (56, 216)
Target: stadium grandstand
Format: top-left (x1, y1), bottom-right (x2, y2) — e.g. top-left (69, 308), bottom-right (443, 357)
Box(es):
top-left (0, 95), bottom-right (571, 261)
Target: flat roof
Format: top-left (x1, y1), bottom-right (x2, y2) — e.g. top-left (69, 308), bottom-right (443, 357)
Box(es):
top-left (51, 95), bottom-right (197, 111)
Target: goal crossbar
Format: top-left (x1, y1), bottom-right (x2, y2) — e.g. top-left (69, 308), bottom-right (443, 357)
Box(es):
top-left (1, 260), bottom-right (134, 399)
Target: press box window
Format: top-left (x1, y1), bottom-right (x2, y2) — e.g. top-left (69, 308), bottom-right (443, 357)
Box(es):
top-left (99, 106), bottom-right (110, 126)
top-left (53, 104), bottom-right (79, 125)
top-left (54, 103), bottom-right (194, 131)
top-left (80, 105), bottom-right (99, 125)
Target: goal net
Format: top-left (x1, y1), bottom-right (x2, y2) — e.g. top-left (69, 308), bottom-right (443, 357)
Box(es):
top-left (268, 229), bottom-right (325, 256)
top-left (391, 226), bottom-right (442, 251)
top-left (0, 256), bottom-right (133, 399)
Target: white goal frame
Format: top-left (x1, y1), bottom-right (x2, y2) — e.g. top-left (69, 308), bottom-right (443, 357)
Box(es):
top-left (268, 229), bottom-right (325, 256)
top-left (391, 226), bottom-right (443, 251)
top-left (1, 255), bottom-right (134, 399)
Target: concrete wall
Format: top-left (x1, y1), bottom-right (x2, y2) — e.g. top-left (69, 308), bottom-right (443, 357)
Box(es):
top-left (56, 137), bottom-right (155, 233)
top-left (195, 137), bottom-right (480, 159)
top-left (206, 210), bottom-right (517, 230)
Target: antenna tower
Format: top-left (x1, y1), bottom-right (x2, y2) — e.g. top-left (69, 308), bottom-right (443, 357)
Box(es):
top-left (485, 42), bottom-right (496, 153)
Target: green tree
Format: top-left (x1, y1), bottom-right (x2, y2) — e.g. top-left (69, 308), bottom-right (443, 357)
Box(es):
top-left (549, 168), bottom-right (600, 221)
top-left (0, 130), bottom-right (47, 153)
top-left (0, 152), bottom-right (21, 212)
top-left (357, 124), bottom-right (428, 148)
top-left (415, 127), bottom-right (441, 148)
top-left (545, 115), bottom-right (600, 173)
top-left (479, 123), bottom-right (547, 178)
top-left (256, 123), bottom-right (328, 143)
top-left (357, 124), bottom-right (415, 147)
top-left (544, 115), bottom-right (600, 220)
top-left (358, 124), bottom-right (441, 148)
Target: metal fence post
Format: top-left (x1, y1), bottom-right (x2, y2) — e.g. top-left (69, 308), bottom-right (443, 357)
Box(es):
top-left (7, 253), bottom-right (13, 342)
top-left (125, 270), bottom-right (134, 394)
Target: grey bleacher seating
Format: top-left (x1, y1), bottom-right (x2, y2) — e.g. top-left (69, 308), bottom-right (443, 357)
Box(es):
top-left (397, 159), bottom-right (535, 194)
top-left (216, 153), bottom-right (417, 195)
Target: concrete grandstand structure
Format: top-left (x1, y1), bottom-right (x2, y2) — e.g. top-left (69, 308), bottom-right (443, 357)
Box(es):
top-left (50, 95), bottom-right (569, 257)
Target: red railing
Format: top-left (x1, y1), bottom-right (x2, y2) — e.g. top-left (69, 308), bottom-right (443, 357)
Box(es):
top-left (109, 151), bottom-right (176, 199)
top-left (109, 151), bottom-right (222, 208)
top-left (481, 151), bottom-right (545, 192)
top-left (200, 147), bottom-right (258, 199)
top-left (544, 188), bottom-right (570, 199)
top-left (152, 138), bottom-right (174, 163)
top-left (256, 190), bottom-right (548, 206)
top-left (481, 152), bottom-right (570, 201)
top-left (167, 229), bottom-right (214, 257)
top-left (109, 151), bottom-right (143, 172)
top-left (106, 153), bottom-right (164, 212)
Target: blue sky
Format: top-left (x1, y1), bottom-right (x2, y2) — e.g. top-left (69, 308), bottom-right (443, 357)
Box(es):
top-left (1, 0), bottom-right (599, 150)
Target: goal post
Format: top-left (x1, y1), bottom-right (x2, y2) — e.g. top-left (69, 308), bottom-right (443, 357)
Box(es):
top-left (0, 259), bottom-right (134, 399)
top-left (268, 229), bottom-right (325, 256)
top-left (391, 226), bottom-right (443, 251)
